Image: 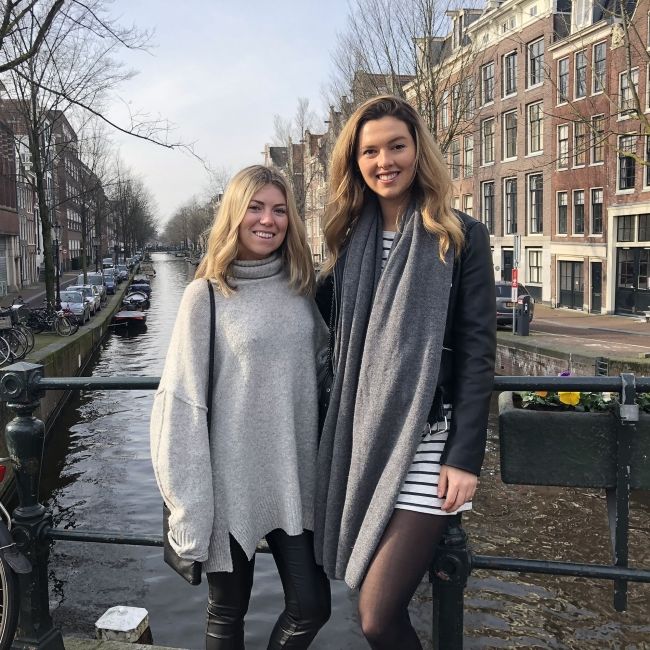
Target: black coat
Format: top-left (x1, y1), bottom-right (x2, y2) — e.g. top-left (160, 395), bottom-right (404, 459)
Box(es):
top-left (315, 212), bottom-right (496, 476)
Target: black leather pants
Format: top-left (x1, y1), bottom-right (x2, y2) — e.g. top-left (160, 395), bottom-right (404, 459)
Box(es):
top-left (206, 530), bottom-right (331, 650)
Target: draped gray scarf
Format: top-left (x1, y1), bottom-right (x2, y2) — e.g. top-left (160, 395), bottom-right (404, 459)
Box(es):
top-left (314, 199), bottom-right (454, 589)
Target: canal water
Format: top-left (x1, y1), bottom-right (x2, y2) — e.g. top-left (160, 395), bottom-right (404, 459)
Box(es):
top-left (40, 253), bottom-right (650, 649)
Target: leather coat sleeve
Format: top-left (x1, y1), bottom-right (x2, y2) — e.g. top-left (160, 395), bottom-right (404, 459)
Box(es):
top-left (439, 220), bottom-right (496, 476)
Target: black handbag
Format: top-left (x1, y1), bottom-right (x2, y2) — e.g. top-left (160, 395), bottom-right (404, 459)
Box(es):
top-left (162, 279), bottom-right (216, 585)
top-left (317, 282), bottom-right (335, 436)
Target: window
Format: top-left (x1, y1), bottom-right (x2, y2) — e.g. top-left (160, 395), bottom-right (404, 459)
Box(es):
top-left (618, 135), bottom-right (636, 190)
top-left (591, 115), bottom-right (605, 163)
top-left (482, 181), bottom-right (495, 234)
top-left (504, 178), bottom-right (517, 234)
top-left (528, 249), bottom-right (542, 283)
top-left (646, 136), bottom-right (650, 186)
top-left (527, 39), bottom-right (544, 87)
top-left (462, 77), bottom-right (474, 118)
top-left (558, 58), bottom-right (569, 103)
top-left (481, 62), bottom-right (495, 104)
top-left (591, 188), bottom-right (603, 234)
top-left (574, 122), bottom-right (587, 166)
top-left (481, 118), bottom-right (495, 164)
top-left (618, 249), bottom-right (634, 287)
top-left (557, 191), bottom-right (568, 234)
top-left (639, 214), bottom-right (650, 241)
top-left (452, 84), bottom-right (461, 120)
top-left (503, 111), bottom-right (517, 159)
top-left (441, 91), bottom-right (450, 129)
top-left (617, 215), bottom-right (634, 242)
top-left (619, 68), bottom-right (639, 114)
top-left (452, 196), bottom-right (460, 210)
top-left (527, 102), bottom-right (543, 154)
top-left (463, 194), bottom-right (473, 216)
top-left (593, 43), bottom-right (606, 93)
top-left (463, 136), bottom-right (473, 177)
top-left (450, 139), bottom-right (461, 179)
top-left (557, 125), bottom-right (569, 169)
top-left (503, 51), bottom-right (517, 96)
top-left (528, 174), bottom-right (543, 233)
top-left (575, 50), bottom-right (587, 98)
top-left (573, 190), bottom-right (585, 234)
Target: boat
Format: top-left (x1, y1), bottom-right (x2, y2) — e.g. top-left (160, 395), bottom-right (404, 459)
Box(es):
top-left (112, 310), bottom-right (147, 326)
top-left (122, 291), bottom-right (149, 310)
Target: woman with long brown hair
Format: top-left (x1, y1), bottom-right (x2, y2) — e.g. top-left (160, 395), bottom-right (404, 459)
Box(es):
top-left (314, 96), bottom-right (496, 649)
top-left (151, 165), bottom-right (330, 649)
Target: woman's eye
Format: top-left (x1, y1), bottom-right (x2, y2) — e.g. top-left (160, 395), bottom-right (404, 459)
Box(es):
top-left (394, 143), bottom-right (405, 150)
top-left (248, 204), bottom-right (261, 211)
top-left (362, 149), bottom-right (376, 156)
top-left (274, 208), bottom-right (287, 215)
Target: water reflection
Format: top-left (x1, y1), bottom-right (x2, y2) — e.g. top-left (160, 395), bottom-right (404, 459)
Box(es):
top-left (39, 253), bottom-right (650, 649)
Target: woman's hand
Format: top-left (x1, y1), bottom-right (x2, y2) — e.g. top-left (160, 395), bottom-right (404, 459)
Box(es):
top-left (438, 465), bottom-right (477, 512)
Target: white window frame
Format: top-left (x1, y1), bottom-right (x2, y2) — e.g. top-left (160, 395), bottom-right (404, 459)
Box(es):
top-left (502, 110), bottom-right (518, 160)
top-left (557, 124), bottom-right (569, 169)
top-left (592, 42), bottom-right (606, 95)
top-left (527, 102), bottom-right (543, 155)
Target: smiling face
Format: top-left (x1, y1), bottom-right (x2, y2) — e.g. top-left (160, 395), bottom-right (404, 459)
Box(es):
top-left (237, 184), bottom-right (289, 261)
top-left (356, 116), bottom-right (417, 225)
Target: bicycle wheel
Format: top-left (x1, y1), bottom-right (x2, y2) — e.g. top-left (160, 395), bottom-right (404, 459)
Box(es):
top-left (0, 553), bottom-right (19, 649)
top-left (2, 330), bottom-right (27, 361)
top-left (54, 316), bottom-right (73, 337)
top-left (0, 338), bottom-right (11, 367)
top-left (15, 325), bottom-right (34, 354)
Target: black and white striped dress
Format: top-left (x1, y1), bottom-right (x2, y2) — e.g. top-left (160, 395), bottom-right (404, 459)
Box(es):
top-left (382, 230), bottom-right (471, 516)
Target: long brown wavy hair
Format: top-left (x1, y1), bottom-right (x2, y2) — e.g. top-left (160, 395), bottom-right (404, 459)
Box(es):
top-left (195, 165), bottom-right (314, 296)
top-left (321, 95), bottom-right (464, 274)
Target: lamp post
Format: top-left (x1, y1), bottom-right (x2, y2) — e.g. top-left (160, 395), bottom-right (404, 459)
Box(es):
top-left (53, 222), bottom-right (61, 310)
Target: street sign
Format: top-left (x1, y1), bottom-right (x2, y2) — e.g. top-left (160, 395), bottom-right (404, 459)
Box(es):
top-left (513, 234), bottom-right (521, 268)
top-left (511, 268), bottom-right (518, 302)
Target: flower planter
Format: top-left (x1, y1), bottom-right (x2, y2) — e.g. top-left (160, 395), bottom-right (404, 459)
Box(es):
top-left (498, 391), bottom-right (650, 489)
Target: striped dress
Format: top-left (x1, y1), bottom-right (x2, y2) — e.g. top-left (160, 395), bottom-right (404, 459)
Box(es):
top-left (382, 230), bottom-right (471, 516)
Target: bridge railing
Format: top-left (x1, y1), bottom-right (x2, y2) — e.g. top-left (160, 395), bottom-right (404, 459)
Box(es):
top-left (1, 362), bottom-right (649, 649)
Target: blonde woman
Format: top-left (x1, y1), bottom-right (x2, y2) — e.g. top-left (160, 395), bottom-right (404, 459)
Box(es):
top-left (151, 165), bottom-right (330, 649)
top-left (314, 96), bottom-right (496, 649)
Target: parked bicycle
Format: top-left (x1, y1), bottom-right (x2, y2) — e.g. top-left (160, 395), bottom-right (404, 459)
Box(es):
top-left (0, 458), bottom-right (31, 649)
top-left (20, 302), bottom-right (74, 337)
top-left (0, 303), bottom-right (33, 366)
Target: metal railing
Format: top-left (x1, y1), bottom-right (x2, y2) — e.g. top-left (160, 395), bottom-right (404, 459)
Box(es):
top-left (1, 363), bottom-right (649, 649)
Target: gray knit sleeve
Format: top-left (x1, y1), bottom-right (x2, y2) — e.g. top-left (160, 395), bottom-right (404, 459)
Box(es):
top-left (150, 280), bottom-right (215, 561)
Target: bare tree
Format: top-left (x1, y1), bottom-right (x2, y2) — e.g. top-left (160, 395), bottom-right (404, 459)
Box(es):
top-left (327, 0), bottom-right (485, 150)
top-left (1, 0), bottom-right (174, 305)
top-left (0, 0), bottom-right (64, 73)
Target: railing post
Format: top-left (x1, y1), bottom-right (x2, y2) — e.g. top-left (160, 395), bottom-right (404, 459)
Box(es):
top-left (430, 514), bottom-right (471, 650)
top-left (0, 362), bottom-right (64, 649)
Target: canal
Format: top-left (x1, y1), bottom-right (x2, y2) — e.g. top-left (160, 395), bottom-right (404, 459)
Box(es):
top-left (39, 253), bottom-right (650, 649)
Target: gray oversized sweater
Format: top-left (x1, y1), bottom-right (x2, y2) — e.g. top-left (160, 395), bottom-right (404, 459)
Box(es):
top-left (150, 254), bottom-right (326, 572)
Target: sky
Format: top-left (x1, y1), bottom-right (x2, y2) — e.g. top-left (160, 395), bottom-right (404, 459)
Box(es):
top-left (106, 0), bottom-right (351, 224)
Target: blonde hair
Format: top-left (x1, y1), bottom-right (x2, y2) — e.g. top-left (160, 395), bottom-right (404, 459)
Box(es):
top-left (322, 95), bottom-right (464, 274)
top-left (195, 165), bottom-right (314, 295)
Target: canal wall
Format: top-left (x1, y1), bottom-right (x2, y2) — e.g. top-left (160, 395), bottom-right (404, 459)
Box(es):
top-left (496, 332), bottom-right (650, 376)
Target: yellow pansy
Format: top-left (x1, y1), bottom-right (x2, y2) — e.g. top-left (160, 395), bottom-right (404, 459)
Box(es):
top-left (558, 391), bottom-right (580, 406)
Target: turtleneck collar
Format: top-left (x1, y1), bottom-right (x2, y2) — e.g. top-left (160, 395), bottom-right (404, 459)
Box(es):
top-left (230, 253), bottom-right (283, 280)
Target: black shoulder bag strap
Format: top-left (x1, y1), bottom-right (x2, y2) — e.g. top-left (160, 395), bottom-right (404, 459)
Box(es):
top-left (206, 279), bottom-right (216, 427)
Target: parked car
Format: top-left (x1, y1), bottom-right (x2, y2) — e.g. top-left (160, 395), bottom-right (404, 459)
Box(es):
top-left (104, 275), bottom-right (116, 295)
top-left (496, 281), bottom-right (535, 326)
top-left (75, 271), bottom-right (106, 301)
top-left (68, 284), bottom-right (101, 315)
top-left (59, 290), bottom-right (90, 324)
top-left (115, 265), bottom-right (128, 282)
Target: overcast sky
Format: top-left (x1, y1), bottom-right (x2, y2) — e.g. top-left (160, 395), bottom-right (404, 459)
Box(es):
top-left (106, 0), bottom-right (350, 225)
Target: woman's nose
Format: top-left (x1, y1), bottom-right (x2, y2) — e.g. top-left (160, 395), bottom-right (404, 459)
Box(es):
top-left (377, 149), bottom-right (392, 169)
top-left (259, 209), bottom-right (274, 224)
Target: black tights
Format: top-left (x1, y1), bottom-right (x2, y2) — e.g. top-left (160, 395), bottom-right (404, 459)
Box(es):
top-left (205, 530), bottom-right (331, 650)
top-left (358, 509), bottom-right (451, 650)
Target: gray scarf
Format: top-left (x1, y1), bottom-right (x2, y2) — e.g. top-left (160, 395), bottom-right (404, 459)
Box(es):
top-left (314, 200), bottom-right (454, 588)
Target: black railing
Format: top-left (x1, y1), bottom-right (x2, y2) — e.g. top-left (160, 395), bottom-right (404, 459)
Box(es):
top-left (0, 363), bottom-right (648, 649)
